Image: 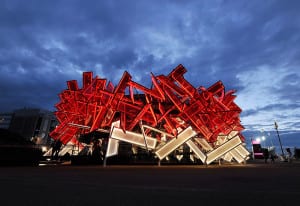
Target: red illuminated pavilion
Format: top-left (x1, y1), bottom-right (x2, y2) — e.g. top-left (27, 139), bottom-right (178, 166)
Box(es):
top-left (50, 64), bottom-right (247, 164)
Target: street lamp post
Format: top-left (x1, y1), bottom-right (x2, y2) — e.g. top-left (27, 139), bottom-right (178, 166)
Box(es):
top-left (251, 138), bottom-right (255, 160)
top-left (274, 121), bottom-right (284, 157)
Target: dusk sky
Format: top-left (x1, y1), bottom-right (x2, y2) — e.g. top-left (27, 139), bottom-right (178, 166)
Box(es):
top-left (0, 0), bottom-right (299, 146)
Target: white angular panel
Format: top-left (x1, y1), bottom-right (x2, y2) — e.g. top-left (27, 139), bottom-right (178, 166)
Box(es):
top-left (206, 135), bottom-right (242, 165)
top-left (194, 138), bottom-right (213, 152)
top-left (43, 148), bottom-right (52, 157)
top-left (139, 121), bottom-right (150, 151)
top-left (216, 135), bottom-right (227, 146)
top-left (230, 148), bottom-right (244, 163)
top-left (227, 130), bottom-right (239, 139)
top-left (106, 138), bottom-right (120, 157)
top-left (223, 152), bottom-right (233, 162)
top-left (155, 126), bottom-right (197, 160)
top-left (111, 127), bottom-right (157, 149)
top-left (186, 139), bottom-right (206, 163)
top-left (142, 124), bottom-right (175, 138)
top-left (105, 120), bottom-right (121, 158)
top-left (216, 131), bottom-right (239, 146)
top-left (234, 144), bottom-right (250, 158)
top-left (58, 145), bottom-right (72, 156)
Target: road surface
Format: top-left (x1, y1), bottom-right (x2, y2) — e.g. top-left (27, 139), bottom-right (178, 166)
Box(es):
top-left (1, 160), bottom-right (300, 205)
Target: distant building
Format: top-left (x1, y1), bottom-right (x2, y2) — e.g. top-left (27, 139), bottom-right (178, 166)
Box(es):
top-left (8, 108), bottom-right (58, 145)
top-left (0, 113), bottom-right (13, 129)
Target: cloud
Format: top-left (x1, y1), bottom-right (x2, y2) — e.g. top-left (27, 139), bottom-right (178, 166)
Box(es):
top-left (235, 63), bottom-right (300, 131)
top-left (0, 0), bottom-right (299, 138)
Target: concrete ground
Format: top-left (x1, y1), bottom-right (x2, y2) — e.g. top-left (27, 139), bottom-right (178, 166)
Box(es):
top-left (1, 160), bottom-right (300, 206)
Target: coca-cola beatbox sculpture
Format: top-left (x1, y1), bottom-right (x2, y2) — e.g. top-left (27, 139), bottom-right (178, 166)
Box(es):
top-left (50, 64), bottom-right (249, 164)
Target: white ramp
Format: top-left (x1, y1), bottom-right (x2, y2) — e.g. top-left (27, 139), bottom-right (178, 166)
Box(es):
top-left (235, 144), bottom-right (250, 157)
top-left (106, 138), bottom-right (120, 157)
top-left (111, 127), bottom-right (157, 149)
top-left (206, 135), bottom-right (242, 164)
top-left (229, 149), bottom-right (244, 163)
top-left (155, 126), bottom-right (197, 160)
top-left (186, 139), bottom-right (207, 163)
top-left (106, 120), bottom-right (121, 158)
top-left (194, 138), bottom-right (213, 152)
top-left (223, 152), bottom-right (233, 162)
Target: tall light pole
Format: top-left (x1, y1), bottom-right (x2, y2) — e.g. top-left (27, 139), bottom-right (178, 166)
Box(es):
top-left (274, 121), bottom-right (284, 157)
top-left (251, 137), bottom-right (255, 160)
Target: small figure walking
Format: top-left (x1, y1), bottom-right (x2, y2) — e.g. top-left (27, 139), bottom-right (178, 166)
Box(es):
top-left (51, 139), bottom-right (62, 160)
top-left (263, 148), bottom-right (269, 163)
top-left (270, 152), bottom-right (275, 163)
top-left (286, 148), bottom-right (292, 163)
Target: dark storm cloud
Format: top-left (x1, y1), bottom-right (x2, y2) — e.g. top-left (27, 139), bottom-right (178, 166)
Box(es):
top-left (0, 0), bottom-right (299, 134)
